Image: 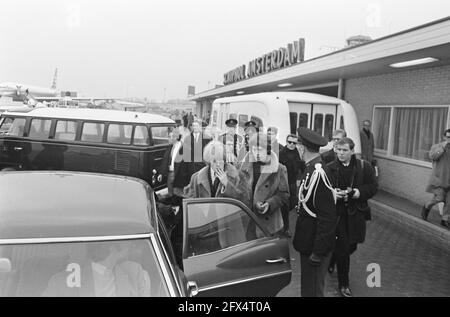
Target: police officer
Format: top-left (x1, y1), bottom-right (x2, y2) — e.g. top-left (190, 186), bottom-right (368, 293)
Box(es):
top-left (293, 128), bottom-right (338, 297)
top-left (219, 118), bottom-right (243, 159)
top-left (237, 120), bottom-right (258, 165)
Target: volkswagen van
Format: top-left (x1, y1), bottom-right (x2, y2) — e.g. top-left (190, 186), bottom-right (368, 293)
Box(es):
top-left (0, 108), bottom-right (176, 189)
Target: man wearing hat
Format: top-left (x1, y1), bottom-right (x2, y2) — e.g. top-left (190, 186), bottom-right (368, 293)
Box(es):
top-left (293, 127), bottom-right (338, 297)
top-left (219, 118), bottom-right (243, 163)
top-left (237, 120), bottom-right (258, 165)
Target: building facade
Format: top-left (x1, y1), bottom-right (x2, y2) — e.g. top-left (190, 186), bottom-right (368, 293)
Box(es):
top-left (190, 17), bottom-right (450, 206)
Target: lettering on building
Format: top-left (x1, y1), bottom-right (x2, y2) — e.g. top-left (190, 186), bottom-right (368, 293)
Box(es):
top-left (223, 38), bottom-right (305, 85)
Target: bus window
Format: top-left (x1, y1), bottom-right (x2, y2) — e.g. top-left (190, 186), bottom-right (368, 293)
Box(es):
top-left (289, 112), bottom-right (298, 134)
top-left (238, 114), bottom-right (248, 128)
top-left (134, 126), bottom-right (150, 146)
top-left (212, 111), bottom-right (218, 126)
top-left (107, 124), bottom-right (133, 145)
top-left (251, 116), bottom-right (263, 130)
top-left (340, 116), bottom-right (345, 130)
top-left (299, 113), bottom-right (309, 129)
top-left (29, 119), bottom-right (52, 139)
top-left (324, 114), bottom-right (334, 141)
top-left (81, 122), bottom-right (105, 143)
top-left (151, 127), bottom-right (170, 145)
top-left (313, 114), bottom-right (323, 136)
top-left (229, 113), bottom-right (237, 120)
top-left (55, 120), bottom-right (77, 141)
top-left (1, 118), bottom-right (26, 136)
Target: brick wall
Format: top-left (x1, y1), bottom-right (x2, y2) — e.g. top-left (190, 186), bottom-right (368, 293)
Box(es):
top-left (345, 64), bottom-right (450, 205)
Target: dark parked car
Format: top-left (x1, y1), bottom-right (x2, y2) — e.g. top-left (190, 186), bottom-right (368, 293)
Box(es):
top-left (0, 108), bottom-right (176, 189)
top-left (0, 171), bottom-right (292, 297)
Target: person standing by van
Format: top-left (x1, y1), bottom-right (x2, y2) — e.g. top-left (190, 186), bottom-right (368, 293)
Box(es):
top-left (237, 120), bottom-right (258, 165)
top-left (293, 128), bottom-right (337, 297)
top-left (267, 126), bottom-right (284, 159)
top-left (279, 134), bottom-right (305, 237)
top-left (219, 118), bottom-right (243, 159)
top-left (422, 128), bottom-right (450, 229)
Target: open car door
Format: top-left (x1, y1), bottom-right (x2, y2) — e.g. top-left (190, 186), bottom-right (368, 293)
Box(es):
top-left (182, 198), bottom-right (291, 297)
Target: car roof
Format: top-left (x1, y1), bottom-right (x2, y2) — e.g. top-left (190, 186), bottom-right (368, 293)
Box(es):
top-left (0, 171), bottom-right (156, 241)
top-left (2, 107), bottom-right (175, 125)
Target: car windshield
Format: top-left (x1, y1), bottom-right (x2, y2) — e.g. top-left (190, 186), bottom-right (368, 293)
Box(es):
top-left (0, 239), bottom-right (171, 297)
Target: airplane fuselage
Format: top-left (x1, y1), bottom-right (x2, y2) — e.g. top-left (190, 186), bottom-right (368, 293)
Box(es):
top-left (0, 82), bottom-right (57, 98)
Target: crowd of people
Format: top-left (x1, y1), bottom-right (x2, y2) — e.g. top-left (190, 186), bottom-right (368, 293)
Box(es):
top-left (158, 113), bottom-right (383, 297)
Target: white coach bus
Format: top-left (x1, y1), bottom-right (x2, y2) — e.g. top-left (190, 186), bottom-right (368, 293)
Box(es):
top-left (209, 92), bottom-right (361, 154)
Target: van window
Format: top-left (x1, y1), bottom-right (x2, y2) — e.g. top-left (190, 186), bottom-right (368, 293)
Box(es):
top-left (324, 114), bottom-right (334, 141)
top-left (212, 111), bottom-right (218, 126)
top-left (81, 122), bottom-right (105, 143)
top-left (238, 114), bottom-right (248, 128)
top-left (299, 113), bottom-right (309, 129)
top-left (134, 125), bottom-right (150, 146)
top-left (29, 119), bottom-right (52, 139)
top-left (151, 127), bottom-right (170, 145)
top-left (313, 114), bottom-right (323, 136)
top-left (1, 117), bottom-right (26, 136)
top-left (55, 120), bottom-right (77, 141)
top-left (229, 113), bottom-right (237, 120)
top-left (107, 124), bottom-right (133, 145)
top-left (251, 116), bottom-right (263, 130)
top-left (340, 116), bottom-right (345, 130)
top-left (289, 112), bottom-right (298, 134)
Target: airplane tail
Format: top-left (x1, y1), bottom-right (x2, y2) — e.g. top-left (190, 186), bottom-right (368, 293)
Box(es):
top-left (51, 68), bottom-right (58, 90)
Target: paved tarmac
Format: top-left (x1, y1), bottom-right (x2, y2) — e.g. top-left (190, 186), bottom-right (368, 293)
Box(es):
top-left (277, 211), bottom-right (450, 297)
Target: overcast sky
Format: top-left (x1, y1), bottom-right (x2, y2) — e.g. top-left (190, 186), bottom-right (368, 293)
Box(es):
top-left (0, 0), bottom-right (448, 101)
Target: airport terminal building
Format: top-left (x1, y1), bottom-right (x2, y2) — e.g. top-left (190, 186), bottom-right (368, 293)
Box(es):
top-left (190, 17), bottom-right (450, 206)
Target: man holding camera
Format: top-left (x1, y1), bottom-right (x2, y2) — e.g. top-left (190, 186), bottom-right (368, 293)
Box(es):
top-left (326, 137), bottom-right (377, 297)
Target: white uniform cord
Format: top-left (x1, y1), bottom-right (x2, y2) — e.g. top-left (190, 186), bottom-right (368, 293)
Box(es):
top-left (298, 163), bottom-right (337, 218)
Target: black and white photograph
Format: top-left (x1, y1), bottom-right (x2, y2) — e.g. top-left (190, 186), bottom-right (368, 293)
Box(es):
top-left (0, 0), bottom-right (449, 300)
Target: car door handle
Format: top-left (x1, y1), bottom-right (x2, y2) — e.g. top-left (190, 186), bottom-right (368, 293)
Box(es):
top-left (265, 257), bottom-right (287, 264)
top-left (13, 147), bottom-right (23, 151)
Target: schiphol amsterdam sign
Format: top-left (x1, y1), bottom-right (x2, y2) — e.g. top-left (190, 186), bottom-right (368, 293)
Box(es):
top-left (223, 38), bottom-right (305, 85)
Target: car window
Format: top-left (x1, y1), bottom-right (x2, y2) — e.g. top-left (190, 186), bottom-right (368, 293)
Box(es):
top-left (134, 125), bottom-right (150, 146)
top-left (0, 117), bottom-right (26, 136)
top-left (107, 124), bottom-right (132, 145)
top-left (81, 122), bottom-right (105, 143)
top-left (0, 239), bottom-right (170, 297)
top-left (185, 202), bottom-right (265, 257)
top-left (55, 121), bottom-right (77, 141)
top-left (28, 119), bottom-right (52, 139)
top-left (151, 127), bottom-right (170, 145)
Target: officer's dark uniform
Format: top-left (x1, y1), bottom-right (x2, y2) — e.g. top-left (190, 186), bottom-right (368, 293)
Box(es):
top-left (219, 118), bottom-right (243, 157)
top-left (292, 128), bottom-right (337, 297)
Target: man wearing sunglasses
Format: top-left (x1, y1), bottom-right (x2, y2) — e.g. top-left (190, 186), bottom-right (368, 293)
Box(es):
top-left (279, 134), bottom-right (306, 237)
top-left (422, 128), bottom-right (450, 229)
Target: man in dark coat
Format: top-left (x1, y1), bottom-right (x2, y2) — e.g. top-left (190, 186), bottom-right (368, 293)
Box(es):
top-left (279, 134), bottom-right (305, 237)
top-left (360, 120), bottom-right (375, 164)
top-left (173, 120), bottom-right (212, 189)
top-left (293, 128), bottom-right (337, 297)
top-left (326, 137), bottom-right (377, 297)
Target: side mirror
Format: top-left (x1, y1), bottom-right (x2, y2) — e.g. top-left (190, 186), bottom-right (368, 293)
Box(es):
top-left (0, 258), bottom-right (12, 273)
top-left (187, 281), bottom-right (199, 297)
